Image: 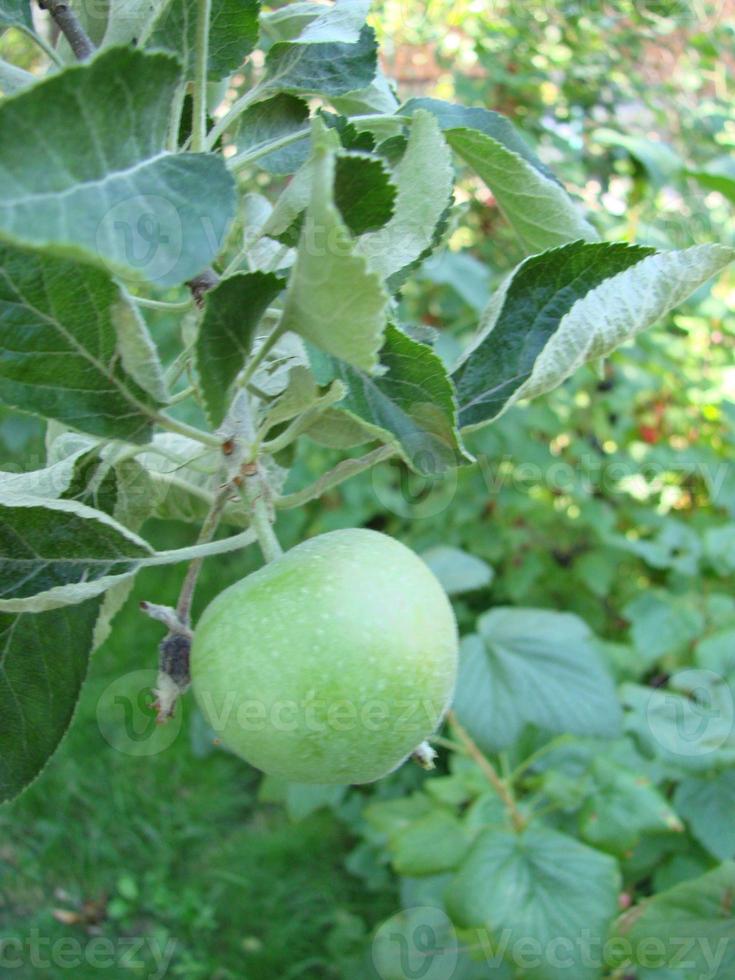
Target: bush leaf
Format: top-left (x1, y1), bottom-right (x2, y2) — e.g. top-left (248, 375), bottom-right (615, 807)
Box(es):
top-left (446, 825), bottom-right (621, 980)
top-left (0, 494), bottom-right (153, 612)
top-left (233, 94), bottom-right (310, 174)
top-left (674, 772), bottom-right (735, 860)
top-left (453, 607), bottom-right (622, 752)
top-left (615, 864), bottom-right (735, 978)
top-left (0, 0), bottom-right (33, 29)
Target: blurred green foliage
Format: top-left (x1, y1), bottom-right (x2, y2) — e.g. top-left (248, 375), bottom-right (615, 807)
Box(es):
top-left (2, 1), bottom-right (735, 977)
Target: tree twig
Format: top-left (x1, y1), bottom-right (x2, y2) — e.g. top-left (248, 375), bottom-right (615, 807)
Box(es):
top-left (38, 1), bottom-right (95, 61)
top-left (447, 710), bottom-right (526, 832)
top-left (191, 0), bottom-right (211, 152)
top-left (175, 482), bottom-right (232, 625)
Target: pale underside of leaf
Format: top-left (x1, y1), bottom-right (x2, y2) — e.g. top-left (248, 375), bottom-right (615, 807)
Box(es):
top-left (295, 0), bottom-right (371, 44)
top-left (456, 241), bottom-right (734, 430)
top-left (279, 141), bottom-right (389, 371)
top-left (447, 128), bottom-right (598, 251)
top-left (356, 110), bottom-right (454, 280)
top-left (515, 243), bottom-right (734, 406)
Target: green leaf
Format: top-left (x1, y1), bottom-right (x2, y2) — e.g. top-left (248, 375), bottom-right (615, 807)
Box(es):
top-left (319, 110), bottom-right (376, 153)
top-left (310, 324), bottom-right (469, 475)
top-left (0, 245), bottom-right (164, 442)
top-left (453, 608), bottom-right (621, 753)
top-left (606, 520), bottom-right (702, 577)
top-left (421, 546), bottom-right (493, 595)
top-left (697, 627), bottom-right (735, 679)
top-left (331, 69), bottom-right (399, 116)
top-left (262, 0), bottom-right (370, 45)
top-left (463, 791), bottom-right (508, 838)
top-left (266, 147), bottom-right (396, 244)
top-left (446, 825), bottom-right (621, 980)
top-left (621, 679), bottom-right (735, 774)
top-left (0, 449), bottom-right (88, 499)
top-left (686, 157), bottom-right (735, 204)
top-left (674, 772), bottom-right (735, 860)
top-left (285, 782), bottom-right (346, 821)
top-left (233, 94), bottom-right (310, 174)
top-left (102, 0), bottom-right (169, 46)
top-left (59, 450), bottom-right (154, 533)
top-left (35, 434), bottom-right (156, 532)
top-left (333, 154), bottom-right (396, 235)
top-left (593, 128), bottom-right (682, 188)
top-left (0, 58), bottom-right (35, 95)
top-left (0, 47), bottom-right (235, 287)
top-left (704, 524), bottom-right (735, 576)
top-left (623, 591), bottom-right (704, 665)
top-left (372, 906), bottom-right (489, 980)
top-left (135, 433), bottom-right (248, 526)
top-left (453, 241), bottom-right (734, 430)
top-left (279, 131), bottom-right (389, 372)
top-left (391, 810), bottom-right (469, 876)
top-left (403, 97), bottom-right (598, 251)
top-left (195, 271), bottom-right (283, 426)
top-left (0, 493), bottom-right (153, 612)
top-left (258, 24), bottom-right (378, 100)
top-left (0, 0), bottom-right (32, 29)
top-left (302, 408), bottom-right (375, 449)
top-left (357, 109), bottom-right (453, 281)
top-left (146, 0), bottom-right (260, 79)
top-left (259, 1), bottom-right (323, 43)
top-left (260, 365), bottom-right (320, 429)
top-left (579, 760), bottom-right (684, 855)
top-left (0, 598), bottom-right (102, 803)
top-left (365, 792), bottom-right (434, 836)
top-left (615, 864), bottom-right (735, 979)
top-left (61, 449), bottom-right (122, 515)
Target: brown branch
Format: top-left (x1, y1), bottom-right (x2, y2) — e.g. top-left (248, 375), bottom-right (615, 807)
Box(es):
top-left (38, 1), bottom-right (95, 61)
top-left (447, 710), bottom-right (526, 832)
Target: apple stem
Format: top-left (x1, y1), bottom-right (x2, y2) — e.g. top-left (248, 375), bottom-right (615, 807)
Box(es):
top-left (242, 461), bottom-right (283, 563)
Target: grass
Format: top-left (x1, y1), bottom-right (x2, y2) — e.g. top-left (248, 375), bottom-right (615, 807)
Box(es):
top-left (0, 522), bottom-right (396, 979)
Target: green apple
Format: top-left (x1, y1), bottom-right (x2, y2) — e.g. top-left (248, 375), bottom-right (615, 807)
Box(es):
top-left (191, 528), bottom-right (458, 784)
